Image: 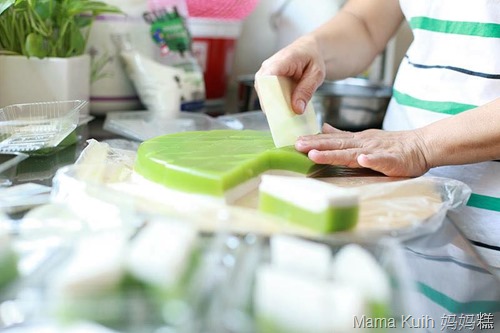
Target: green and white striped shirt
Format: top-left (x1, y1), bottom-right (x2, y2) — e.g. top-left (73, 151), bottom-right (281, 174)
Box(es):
top-left (384, 0), bottom-right (500, 268)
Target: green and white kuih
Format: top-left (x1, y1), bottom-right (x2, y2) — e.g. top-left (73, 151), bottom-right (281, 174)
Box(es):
top-left (258, 175), bottom-right (360, 233)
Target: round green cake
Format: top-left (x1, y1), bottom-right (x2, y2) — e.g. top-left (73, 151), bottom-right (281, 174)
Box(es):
top-left (134, 130), bottom-right (320, 197)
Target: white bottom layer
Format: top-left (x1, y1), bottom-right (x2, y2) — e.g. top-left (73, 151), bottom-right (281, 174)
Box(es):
top-left (128, 170), bottom-right (309, 205)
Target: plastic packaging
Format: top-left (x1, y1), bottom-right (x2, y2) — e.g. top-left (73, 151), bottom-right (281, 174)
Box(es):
top-left (0, 183), bottom-right (52, 214)
top-left (0, 152), bottom-right (28, 174)
top-left (3, 213), bottom-right (416, 332)
top-left (191, 233), bottom-right (415, 333)
top-left (217, 111), bottom-right (270, 131)
top-left (112, 34), bottom-right (183, 118)
top-left (103, 110), bottom-right (228, 141)
top-left (0, 100), bottom-right (85, 153)
top-left (145, 0), bottom-right (206, 111)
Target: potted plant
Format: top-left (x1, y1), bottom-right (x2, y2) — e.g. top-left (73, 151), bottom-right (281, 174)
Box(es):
top-left (0, 0), bottom-right (121, 115)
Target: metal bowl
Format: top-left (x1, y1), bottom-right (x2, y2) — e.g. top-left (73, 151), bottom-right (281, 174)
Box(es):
top-left (313, 77), bottom-right (392, 131)
top-left (236, 75), bottom-right (392, 131)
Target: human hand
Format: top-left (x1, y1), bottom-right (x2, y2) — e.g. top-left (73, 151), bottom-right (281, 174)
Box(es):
top-left (295, 124), bottom-right (431, 177)
top-left (255, 35), bottom-right (326, 115)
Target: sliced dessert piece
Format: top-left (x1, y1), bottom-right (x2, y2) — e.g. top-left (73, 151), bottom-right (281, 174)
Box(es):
top-left (254, 265), bottom-right (366, 333)
top-left (270, 235), bottom-right (332, 279)
top-left (331, 244), bottom-right (391, 315)
top-left (126, 219), bottom-right (199, 292)
top-left (255, 75), bottom-right (320, 148)
top-left (259, 175), bottom-right (359, 233)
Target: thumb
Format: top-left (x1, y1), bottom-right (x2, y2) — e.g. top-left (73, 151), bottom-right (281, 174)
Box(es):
top-left (322, 123), bottom-right (343, 134)
top-left (357, 153), bottom-right (410, 177)
top-left (357, 154), bottom-right (393, 176)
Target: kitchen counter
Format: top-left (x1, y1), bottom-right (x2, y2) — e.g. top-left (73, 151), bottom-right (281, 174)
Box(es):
top-left (1, 115), bottom-right (499, 332)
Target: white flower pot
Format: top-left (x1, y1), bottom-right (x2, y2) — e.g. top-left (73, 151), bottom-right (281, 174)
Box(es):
top-left (0, 54), bottom-right (90, 117)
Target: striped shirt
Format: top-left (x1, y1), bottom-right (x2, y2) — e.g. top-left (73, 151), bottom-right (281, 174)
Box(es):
top-left (383, 0), bottom-right (500, 269)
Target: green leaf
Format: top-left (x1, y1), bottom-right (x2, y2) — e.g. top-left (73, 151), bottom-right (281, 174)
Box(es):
top-left (67, 0), bottom-right (121, 16)
top-left (25, 32), bottom-right (48, 57)
top-left (1, 0), bottom-right (122, 58)
top-left (0, 0), bottom-right (15, 16)
top-left (68, 25), bottom-right (85, 56)
top-left (34, 0), bottom-right (52, 20)
top-left (74, 15), bottom-right (92, 28)
top-left (12, 0), bottom-right (30, 11)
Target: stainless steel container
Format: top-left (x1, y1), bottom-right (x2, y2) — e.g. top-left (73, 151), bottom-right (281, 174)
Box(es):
top-left (313, 77), bottom-right (392, 131)
top-left (237, 75), bottom-right (392, 131)
top-left (237, 74), bottom-right (261, 112)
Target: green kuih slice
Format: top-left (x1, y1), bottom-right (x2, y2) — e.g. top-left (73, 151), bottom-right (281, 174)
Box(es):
top-left (134, 130), bottom-right (322, 197)
top-left (259, 175), bottom-right (359, 233)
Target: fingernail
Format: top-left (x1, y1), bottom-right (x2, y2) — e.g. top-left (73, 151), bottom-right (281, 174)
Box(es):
top-left (296, 100), bottom-right (306, 114)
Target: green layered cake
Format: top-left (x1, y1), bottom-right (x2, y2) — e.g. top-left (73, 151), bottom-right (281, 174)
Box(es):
top-left (134, 130), bottom-right (323, 199)
top-left (259, 175), bottom-right (359, 233)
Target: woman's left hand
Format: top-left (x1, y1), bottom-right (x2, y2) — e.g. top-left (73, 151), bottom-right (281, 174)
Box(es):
top-left (295, 123), bottom-right (431, 177)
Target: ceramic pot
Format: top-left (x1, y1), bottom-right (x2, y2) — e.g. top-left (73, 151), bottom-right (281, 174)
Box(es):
top-left (0, 54), bottom-right (91, 117)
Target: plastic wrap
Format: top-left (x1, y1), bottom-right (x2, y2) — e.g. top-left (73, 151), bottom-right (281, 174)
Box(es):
top-left (186, 234), bottom-right (417, 333)
top-left (46, 140), bottom-right (472, 240)
top-left (1, 229), bottom-right (418, 332)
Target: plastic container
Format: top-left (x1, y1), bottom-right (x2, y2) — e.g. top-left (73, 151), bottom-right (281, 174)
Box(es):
top-left (0, 152), bottom-right (28, 174)
top-left (188, 18), bottom-right (243, 101)
top-left (0, 100), bottom-right (85, 153)
top-left (190, 233), bottom-right (417, 333)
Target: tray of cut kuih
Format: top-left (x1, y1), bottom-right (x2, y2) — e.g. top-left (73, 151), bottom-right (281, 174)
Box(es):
top-left (0, 211), bottom-right (420, 333)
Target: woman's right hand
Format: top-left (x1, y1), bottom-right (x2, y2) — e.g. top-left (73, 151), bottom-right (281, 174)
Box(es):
top-left (255, 35), bottom-right (326, 115)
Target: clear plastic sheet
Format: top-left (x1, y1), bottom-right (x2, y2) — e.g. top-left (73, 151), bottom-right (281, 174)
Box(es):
top-left (103, 110), bottom-right (229, 142)
top-left (216, 111), bottom-right (270, 131)
top-left (215, 109), bottom-right (324, 132)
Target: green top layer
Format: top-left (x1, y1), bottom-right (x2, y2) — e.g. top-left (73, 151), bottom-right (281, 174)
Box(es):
top-left (134, 130), bottom-right (321, 196)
